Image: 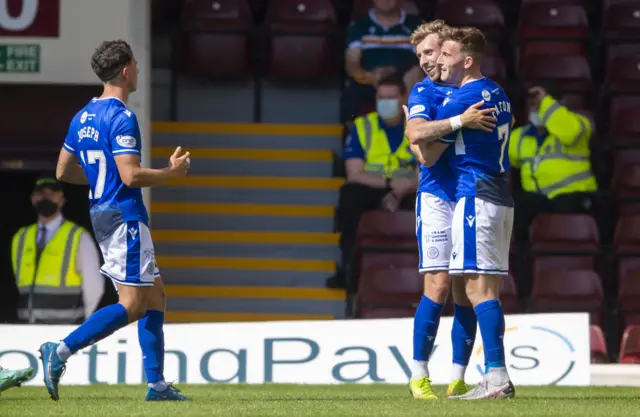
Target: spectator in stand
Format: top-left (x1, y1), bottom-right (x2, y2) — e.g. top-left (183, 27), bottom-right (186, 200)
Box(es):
top-left (341, 0), bottom-right (424, 124)
top-left (508, 84), bottom-right (598, 242)
top-left (328, 73), bottom-right (417, 291)
top-left (11, 177), bottom-right (104, 324)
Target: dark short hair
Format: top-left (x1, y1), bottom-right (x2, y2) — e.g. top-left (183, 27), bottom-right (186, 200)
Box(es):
top-left (377, 72), bottom-right (407, 95)
top-left (90, 40), bottom-right (133, 83)
top-left (441, 26), bottom-right (486, 62)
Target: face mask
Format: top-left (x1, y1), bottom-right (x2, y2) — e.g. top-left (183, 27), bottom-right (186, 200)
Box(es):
top-left (376, 99), bottom-right (400, 120)
top-left (529, 111), bottom-right (542, 127)
top-left (35, 199), bottom-right (59, 217)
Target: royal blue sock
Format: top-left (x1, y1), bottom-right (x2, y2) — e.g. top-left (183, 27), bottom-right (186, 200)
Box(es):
top-left (474, 299), bottom-right (506, 370)
top-left (451, 304), bottom-right (477, 366)
top-left (62, 303), bottom-right (129, 354)
top-left (413, 296), bottom-right (444, 361)
top-left (138, 310), bottom-right (165, 384)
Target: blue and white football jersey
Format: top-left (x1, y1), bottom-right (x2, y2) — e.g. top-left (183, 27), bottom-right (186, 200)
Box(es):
top-left (436, 77), bottom-right (514, 206)
top-left (63, 97), bottom-right (149, 231)
top-left (407, 77), bottom-right (457, 201)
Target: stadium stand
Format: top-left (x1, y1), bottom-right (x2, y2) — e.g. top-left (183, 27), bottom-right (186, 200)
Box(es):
top-left (5, 0), bottom-right (640, 362)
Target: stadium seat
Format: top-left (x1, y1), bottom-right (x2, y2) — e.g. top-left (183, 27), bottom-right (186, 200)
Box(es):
top-left (532, 255), bottom-right (595, 277)
top-left (619, 325), bottom-right (640, 363)
top-left (590, 325), bottom-right (609, 363)
top-left (356, 267), bottom-right (422, 318)
top-left (481, 49), bottom-right (507, 87)
top-left (608, 95), bottom-right (640, 146)
top-left (519, 41), bottom-right (586, 64)
top-left (350, 0), bottom-right (420, 20)
top-left (518, 3), bottom-right (588, 40)
top-left (603, 2), bottom-right (640, 42)
top-left (529, 214), bottom-right (599, 254)
top-left (265, 0), bottom-right (339, 79)
top-left (614, 216), bottom-right (640, 255)
top-left (604, 56), bottom-right (640, 95)
top-left (530, 269), bottom-right (604, 325)
top-left (358, 308), bottom-right (416, 319)
top-left (618, 270), bottom-right (640, 330)
top-left (181, 0), bottom-right (253, 77)
top-left (612, 164), bottom-right (640, 215)
top-left (435, 0), bottom-right (505, 42)
top-left (519, 54), bottom-right (592, 92)
top-left (605, 43), bottom-right (640, 68)
top-left (500, 273), bottom-right (519, 314)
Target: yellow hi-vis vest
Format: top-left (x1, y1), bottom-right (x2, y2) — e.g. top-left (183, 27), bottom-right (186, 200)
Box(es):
top-left (354, 112), bottom-right (414, 179)
top-left (508, 96), bottom-right (597, 199)
top-left (11, 221), bottom-right (85, 324)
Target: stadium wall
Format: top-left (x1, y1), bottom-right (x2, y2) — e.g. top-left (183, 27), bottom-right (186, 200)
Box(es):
top-left (1, 313), bottom-right (619, 387)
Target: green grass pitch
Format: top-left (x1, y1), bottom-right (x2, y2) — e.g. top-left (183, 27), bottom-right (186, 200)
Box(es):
top-left (1, 384), bottom-right (638, 417)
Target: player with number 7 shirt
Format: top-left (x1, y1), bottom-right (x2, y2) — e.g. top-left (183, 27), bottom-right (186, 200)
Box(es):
top-left (418, 25), bottom-right (516, 400)
top-left (39, 39), bottom-right (191, 402)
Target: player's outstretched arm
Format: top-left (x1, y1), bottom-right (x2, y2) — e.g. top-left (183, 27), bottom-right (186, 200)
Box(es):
top-left (115, 146), bottom-right (190, 188)
top-left (56, 148), bottom-right (89, 185)
top-left (403, 101), bottom-right (497, 145)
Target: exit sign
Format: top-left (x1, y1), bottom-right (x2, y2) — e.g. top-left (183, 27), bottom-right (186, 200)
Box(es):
top-left (0, 44), bottom-right (40, 73)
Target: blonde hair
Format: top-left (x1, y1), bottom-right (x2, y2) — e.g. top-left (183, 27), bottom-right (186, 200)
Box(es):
top-left (410, 20), bottom-right (450, 46)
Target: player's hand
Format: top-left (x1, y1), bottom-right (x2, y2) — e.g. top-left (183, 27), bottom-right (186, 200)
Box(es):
top-left (168, 146), bottom-right (191, 177)
top-left (381, 191), bottom-right (400, 212)
top-left (461, 100), bottom-right (497, 132)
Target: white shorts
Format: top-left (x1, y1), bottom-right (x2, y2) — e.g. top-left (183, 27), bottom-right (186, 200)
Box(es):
top-left (98, 221), bottom-right (160, 287)
top-left (416, 192), bottom-right (456, 273)
top-left (449, 196), bottom-right (513, 275)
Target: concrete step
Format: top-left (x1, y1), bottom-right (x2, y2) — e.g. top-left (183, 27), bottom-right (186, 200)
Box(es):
top-left (152, 121), bottom-right (343, 153)
top-left (153, 230), bottom-right (339, 260)
top-left (151, 147), bottom-right (334, 177)
top-left (153, 175), bottom-right (343, 205)
top-left (150, 202), bottom-right (335, 232)
top-left (165, 285), bottom-right (346, 317)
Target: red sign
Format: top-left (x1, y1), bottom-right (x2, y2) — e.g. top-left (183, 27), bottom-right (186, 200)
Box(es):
top-left (0, 0), bottom-right (60, 37)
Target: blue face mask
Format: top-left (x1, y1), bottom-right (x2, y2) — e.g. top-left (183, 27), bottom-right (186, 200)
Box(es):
top-left (377, 99), bottom-right (400, 120)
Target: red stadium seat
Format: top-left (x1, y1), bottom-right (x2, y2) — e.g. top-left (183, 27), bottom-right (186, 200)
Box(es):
top-left (356, 210), bottom-right (415, 240)
top-left (530, 269), bottom-right (604, 325)
top-left (500, 273), bottom-right (519, 314)
top-left (358, 308), bottom-right (416, 319)
top-left (605, 43), bottom-right (640, 67)
top-left (590, 325), bottom-right (609, 363)
top-left (518, 3), bottom-right (588, 40)
top-left (618, 270), bottom-right (640, 329)
top-left (265, 0), bottom-right (339, 79)
top-left (520, 54), bottom-right (591, 92)
top-left (350, 0), bottom-right (420, 20)
top-left (619, 325), bottom-right (640, 363)
top-left (618, 257), bottom-right (640, 282)
top-left (612, 164), bottom-right (640, 215)
top-left (519, 41), bottom-right (586, 64)
top-left (532, 255), bottom-right (595, 277)
top-left (529, 214), bottom-right (599, 254)
top-left (604, 56), bottom-right (640, 94)
top-left (181, 0), bottom-right (253, 77)
top-left (614, 216), bottom-right (640, 255)
top-left (603, 2), bottom-right (640, 42)
top-left (356, 267), bottom-right (422, 317)
top-left (435, 0), bottom-right (505, 41)
top-left (481, 51), bottom-right (507, 87)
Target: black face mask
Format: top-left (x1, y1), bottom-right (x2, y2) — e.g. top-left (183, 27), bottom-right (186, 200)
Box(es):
top-left (34, 199), bottom-right (59, 217)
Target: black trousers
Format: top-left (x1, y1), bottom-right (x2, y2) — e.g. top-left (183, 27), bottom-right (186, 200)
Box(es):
top-left (336, 182), bottom-right (415, 289)
top-left (513, 191), bottom-right (602, 243)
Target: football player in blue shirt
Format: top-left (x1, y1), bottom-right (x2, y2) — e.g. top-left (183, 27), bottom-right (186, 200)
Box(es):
top-left (404, 21), bottom-right (498, 400)
top-left (38, 40), bottom-right (191, 402)
top-left (423, 26), bottom-right (516, 399)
